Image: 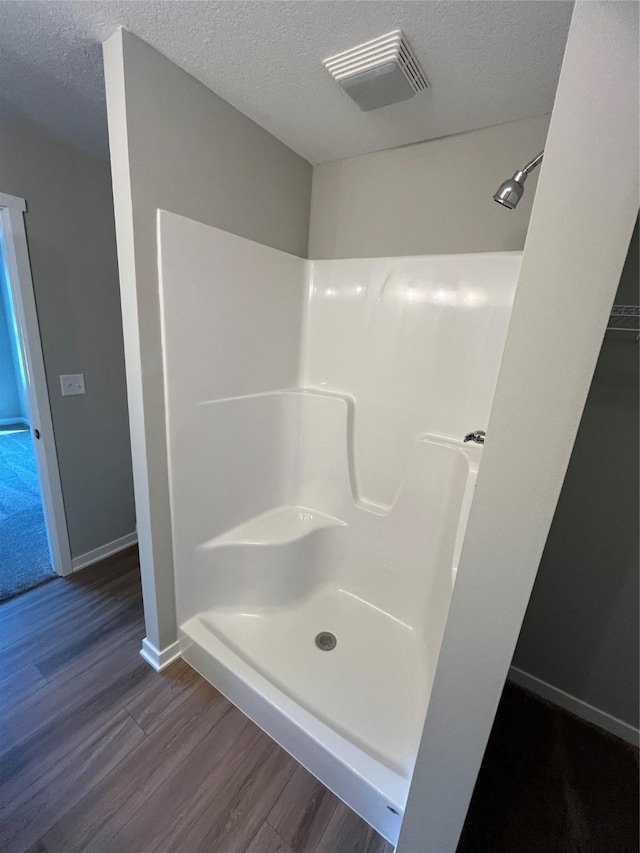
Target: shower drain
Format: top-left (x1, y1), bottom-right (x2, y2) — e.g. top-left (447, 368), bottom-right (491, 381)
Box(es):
top-left (315, 631), bottom-right (337, 651)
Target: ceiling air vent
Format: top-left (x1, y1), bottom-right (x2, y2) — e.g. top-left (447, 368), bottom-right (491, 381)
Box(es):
top-left (323, 30), bottom-right (429, 112)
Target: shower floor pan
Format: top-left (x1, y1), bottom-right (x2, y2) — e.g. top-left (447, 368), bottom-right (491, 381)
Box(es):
top-left (180, 583), bottom-right (427, 844)
top-left (177, 439), bottom-right (478, 844)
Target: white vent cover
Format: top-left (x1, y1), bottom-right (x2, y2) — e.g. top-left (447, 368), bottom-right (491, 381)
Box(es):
top-left (323, 30), bottom-right (429, 112)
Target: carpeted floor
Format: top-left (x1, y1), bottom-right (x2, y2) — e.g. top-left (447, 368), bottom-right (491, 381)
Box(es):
top-left (0, 424), bottom-right (54, 602)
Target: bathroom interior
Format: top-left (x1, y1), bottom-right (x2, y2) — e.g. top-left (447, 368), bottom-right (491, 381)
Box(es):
top-left (98, 2), bottom-right (638, 850)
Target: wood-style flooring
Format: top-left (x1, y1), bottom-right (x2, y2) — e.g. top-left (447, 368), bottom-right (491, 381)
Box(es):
top-left (0, 548), bottom-right (391, 853)
top-left (1, 547), bottom-right (638, 852)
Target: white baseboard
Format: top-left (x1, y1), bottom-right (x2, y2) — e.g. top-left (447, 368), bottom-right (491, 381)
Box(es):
top-left (71, 531), bottom-right (138, 572)
top-left (508, 665), bottom-right (639, 747)
top-left (140, 637), bottom-right (182, 672)
top-left (0, 417), bottom-right (30, 427)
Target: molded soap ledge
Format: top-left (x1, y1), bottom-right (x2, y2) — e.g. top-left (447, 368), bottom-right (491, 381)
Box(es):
top-left (203, 505), bottom-right (347, 548)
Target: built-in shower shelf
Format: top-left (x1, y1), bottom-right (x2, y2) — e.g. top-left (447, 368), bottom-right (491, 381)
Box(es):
top-left (202, 505), bottom-right (346, 548)
top-left (607, 304), bottom-right (639, 334)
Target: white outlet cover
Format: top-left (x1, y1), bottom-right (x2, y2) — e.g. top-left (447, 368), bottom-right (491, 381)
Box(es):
top-left (60, 373), bottom-right (85, 396)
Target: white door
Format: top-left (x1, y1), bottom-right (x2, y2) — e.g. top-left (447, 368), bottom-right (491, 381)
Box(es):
top-left (0, 191), bottom-right (71, 576)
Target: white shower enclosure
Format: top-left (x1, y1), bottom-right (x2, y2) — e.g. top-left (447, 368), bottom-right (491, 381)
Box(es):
top-left (159, 210), bottom-right (521, 844)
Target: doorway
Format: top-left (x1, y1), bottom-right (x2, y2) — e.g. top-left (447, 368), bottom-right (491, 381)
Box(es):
top-left (0, 192), bottom-right (71, 600)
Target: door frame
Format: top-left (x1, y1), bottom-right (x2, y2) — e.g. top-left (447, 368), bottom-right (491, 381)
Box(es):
top-left (0, 191), bottom-right (72, 576)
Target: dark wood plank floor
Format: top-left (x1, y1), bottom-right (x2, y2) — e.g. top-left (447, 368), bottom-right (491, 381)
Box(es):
top-left (2, 549), bottom-right (637, 852)
top-left (0, 549), bottom-right (392, 853)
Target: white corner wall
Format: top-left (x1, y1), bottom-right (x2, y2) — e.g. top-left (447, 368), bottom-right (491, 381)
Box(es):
top-left (398, 3), bottom-right (639, 851)
top-left (103, 29), bottom-right (312, 656)
top-left (309, 115), bottom-right (550, 260)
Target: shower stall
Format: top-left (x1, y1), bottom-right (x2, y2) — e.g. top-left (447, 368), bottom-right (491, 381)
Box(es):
top-left (159, 210), bottom-right (521, 844)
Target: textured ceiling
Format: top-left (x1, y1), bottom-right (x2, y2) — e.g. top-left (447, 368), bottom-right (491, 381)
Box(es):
top-left (0, 1), bottom-right (573, 164)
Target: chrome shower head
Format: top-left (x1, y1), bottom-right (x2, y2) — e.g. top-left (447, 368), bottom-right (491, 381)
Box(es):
top-left (493, 150), bottom-right (544, 211)
top-left (493, 177), bottom-right (525, 209)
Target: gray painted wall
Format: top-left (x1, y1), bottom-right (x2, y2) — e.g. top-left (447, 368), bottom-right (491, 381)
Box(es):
top-left (309, 116), bottom-right (550, 259)
top-left (513, 219), bottom-right (639, 729)
top-left (104, 30), bottom-right (312, 650)
top-left (0, 100), bottom-right (135, 557)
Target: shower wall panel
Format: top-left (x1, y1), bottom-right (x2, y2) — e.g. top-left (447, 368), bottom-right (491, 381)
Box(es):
top-left (158, 211), bottom-right (306, 404)
top-left (158, 210), bottom-right (307, 622)
top-left (304, 254), bottom-right (521, 507)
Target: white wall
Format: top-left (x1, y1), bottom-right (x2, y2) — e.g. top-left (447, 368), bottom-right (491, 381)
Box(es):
top-left (103, 29), bottom-right (312, 656)
top-left (398, 3), bottom-right (639, 850)
top-left (309, 115), bottom-right (549, 260)
top-left (0, 99), bottom-right (135, 557)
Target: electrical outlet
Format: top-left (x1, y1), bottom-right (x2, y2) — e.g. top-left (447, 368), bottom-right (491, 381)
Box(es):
top-left (60, 373), bottom-right (86, 396)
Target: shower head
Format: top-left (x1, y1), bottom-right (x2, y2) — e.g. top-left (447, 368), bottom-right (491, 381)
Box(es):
top-left (493, 150), bottom-right (544, 210)
top-left (493, 177), bottom-right (525, 209)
